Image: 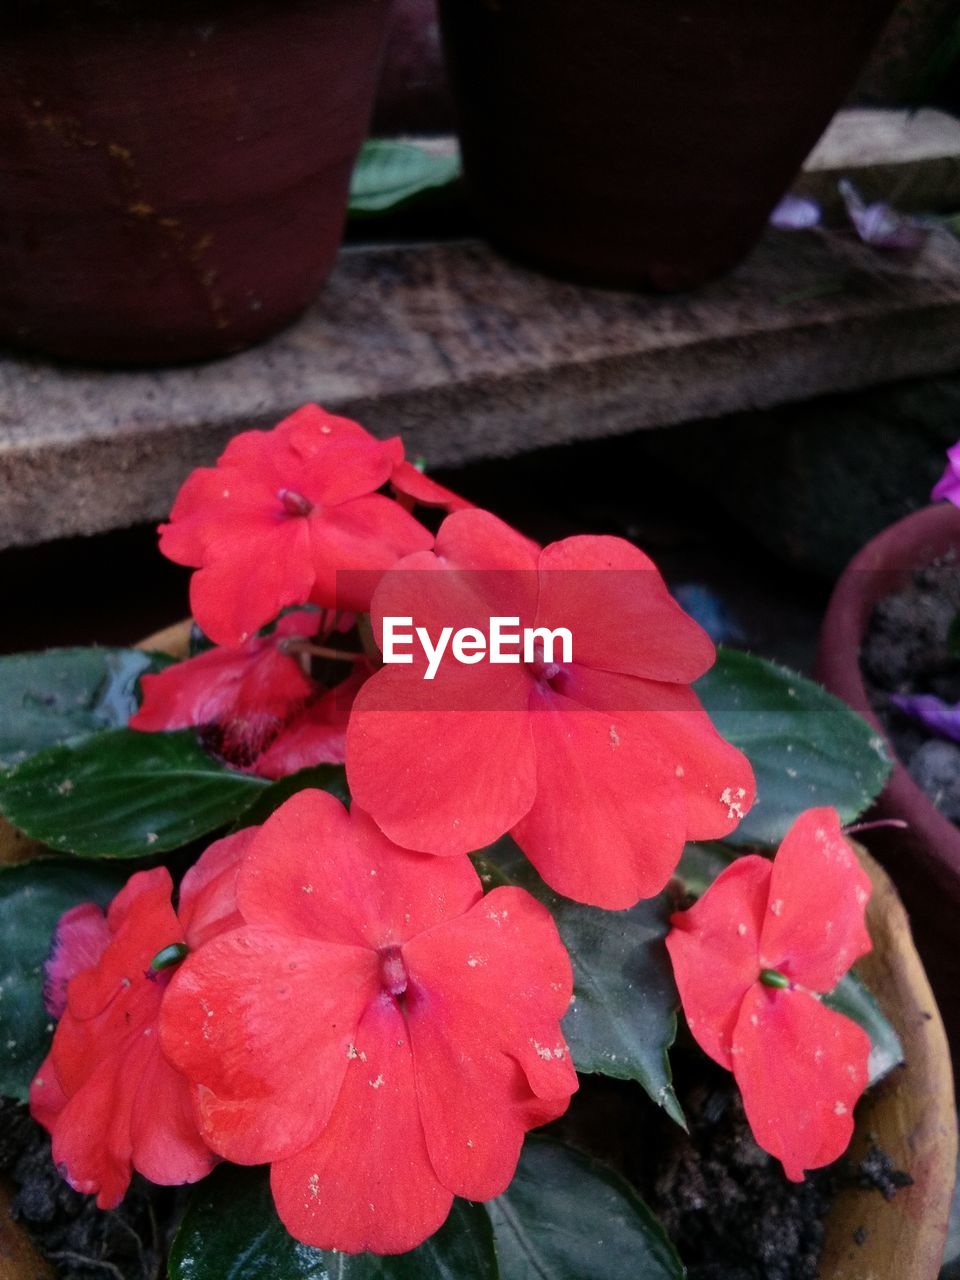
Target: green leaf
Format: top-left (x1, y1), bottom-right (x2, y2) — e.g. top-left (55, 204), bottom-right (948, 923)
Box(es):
top-left (479, 839), bottom-right (683, 1127)
top-left (0, 729), bottom-right (266, 858)
top-left (0, 647), bottom-right (172, 769)
top-left (349, 139), bottom-right (462, 216)
top-left (169, 1165), bottom-right (499, 1280)
top-left (0, 859), bottom-right (128, 1100)
top-left (824, 970), bottom-right (903, 1086)
top-left (235, 764), bottom-right (350, 829)
top-left (696, 647), bottom-right (891, 847)
top-left (490, 1138), bottom-right (684, 1280)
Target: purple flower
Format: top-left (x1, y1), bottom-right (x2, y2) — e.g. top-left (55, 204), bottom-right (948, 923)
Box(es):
top-left (838, 179), bottom-right (929, 252)
top-left (932, 441), bottom-right (960, 506)
top-left (770, 194), bottom-right (822, 231)
top-left (891, 692), bottom-right (960, 744)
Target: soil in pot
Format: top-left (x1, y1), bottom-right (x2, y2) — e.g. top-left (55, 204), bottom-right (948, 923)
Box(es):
top-left (861, 555), bottom-right (960, 818)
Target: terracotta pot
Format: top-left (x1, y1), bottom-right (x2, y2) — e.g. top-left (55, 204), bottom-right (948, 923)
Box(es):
top-left (1, 620), bottom-right (956, 1274)
top-left (0, 0), bottom-right (392, 365)
top-left (436, 0), bottom-right (898, 289)
top-left (817, 503), bottom-right (960, 1058)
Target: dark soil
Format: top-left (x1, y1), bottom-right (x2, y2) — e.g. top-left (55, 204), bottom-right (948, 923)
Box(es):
top-left (550, 1053), bottom-right (910, 1280)
top-left (0, 1097), bottom-right (183, 1280)
top-left (862, 557), bottom-right (960, 820)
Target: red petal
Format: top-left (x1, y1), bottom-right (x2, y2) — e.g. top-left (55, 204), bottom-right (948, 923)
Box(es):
top-left (43, 902), bottom-right (111, 1018)
top-left (29, 1051), bottom-right (67, 1133)
top-left (188, 518), bottom-right (316, 647)
top-left (159, 926), bottom-right (377, 1164)
top-left (732, 985), bottom-right (870, 1181)
top-left (390, 460), bottom-right (472, 512)
top-left (253, 662), bottom-right (371, 780)
top-left (67, 869), bottom-right (182, 1029)
top-left (404, 887), bottom-right (576, 1200)
top-left (282, 406), bottom-right (402, 506)
top-left (511, 686), bottom-right (688, 908)
top-left (50, 1026), bottom-right (213, 1207)
top-left (237, 792), bottom-right (483, 948)
top-left (177, 828), bottom-right (253, 949)
top-left (666, 856), bottom-right (772, 1069)
top-left (130, 639), bottom-right (312, 748)
top-left (536, 536), bottom-right (716, 683)
top-left (346, 677), bottom-right (536, 857)
top-left (560, 666), bottom-right (756, 841)
top-left (433, 509), bottom-right (540, 571)
top-left (760, 808), bottom-right (872, 991)
top-left (270, 996), bottom-right (453, 1255)
top-left (158, 468), bottom-right (277, 568)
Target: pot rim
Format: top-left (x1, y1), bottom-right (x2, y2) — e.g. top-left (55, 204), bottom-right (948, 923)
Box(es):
top-left (816, 502), bottom-right (960, 888)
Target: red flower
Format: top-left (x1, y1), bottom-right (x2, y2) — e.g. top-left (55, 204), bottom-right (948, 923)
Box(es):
top-left (29, 830), bottom-right (251, 1207)
top-left (666, 808), bottom-right (873, 1181)
top-left (345, 509), bottom-right (755, 909)
top-left (159, 404), bottom-right (467, 648)
top-left (160, 790), bottom-right (576, 1255)
top-left (131, 609), bottom-right (370, 778)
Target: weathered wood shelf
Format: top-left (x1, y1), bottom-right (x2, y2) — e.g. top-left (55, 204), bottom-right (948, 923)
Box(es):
top-left (2, 109), bottom-right (960, 550)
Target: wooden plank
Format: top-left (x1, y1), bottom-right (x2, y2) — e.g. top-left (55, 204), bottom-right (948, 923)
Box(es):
top-left (1, 172), bottom-right (960, 549)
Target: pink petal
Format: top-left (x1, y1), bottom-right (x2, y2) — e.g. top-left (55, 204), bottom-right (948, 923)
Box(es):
top-left (733, 985), bottom-right (870, 1181)
top-left (43, 903), bottom-right (112, 1018)
top-left (932, 441), bottom-right (960, 504)
top-left (236, 792), bottom-right (483, 947)
top-left (270, 996), bottom-right (453, 1255)
top-left (759, 808), bottom-right (872, 992)
top-left (159, 926), bottom-right (378, 1164)
top-left (666, 856), bottom-right (772, 1070)
top-left (536, 536), bottom-right (716, 684)
top-left (511, 685), bottom-right (688, 908)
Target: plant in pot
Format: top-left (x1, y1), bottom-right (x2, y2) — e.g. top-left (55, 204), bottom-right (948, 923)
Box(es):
top-left (436, 0), bottom-right (901, 289)
top-left (0, 405), bottom-right (955, 1279)
top-left (0, 0), bottom-right (393, 365)
top-left (818, 446), bottom-right (960, 1063)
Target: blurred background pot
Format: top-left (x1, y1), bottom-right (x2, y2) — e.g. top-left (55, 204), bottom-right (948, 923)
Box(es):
top-left (817, 503), bottom-right (960, 1060)
top-left (0, 0), bottom-right (392, 365)
top-left (436, 0), bottom-right (899, 289)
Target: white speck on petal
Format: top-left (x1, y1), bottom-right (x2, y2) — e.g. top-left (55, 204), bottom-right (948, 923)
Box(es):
top-left (370, 1074), bottom-right (385, 1089)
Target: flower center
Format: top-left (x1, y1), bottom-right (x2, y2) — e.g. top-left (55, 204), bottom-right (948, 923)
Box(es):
top-left (378, 944), bottom-right (408, 997)
top-left (526, 639), bottom-right (563, 684)
top-left (278, 488), bottom-right (314, 517)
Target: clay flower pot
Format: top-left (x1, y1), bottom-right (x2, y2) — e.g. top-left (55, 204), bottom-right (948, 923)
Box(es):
top-left (817, 503), bottom-right (960, 1057)
top-left (437, 0), bottom-right (898, 289)
top-left (1, 619), bottom-right (955, 1275)
top-left (0, 0), bottom-right (392, 365)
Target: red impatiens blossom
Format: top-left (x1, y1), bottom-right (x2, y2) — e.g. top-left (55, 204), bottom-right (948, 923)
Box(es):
top-left (345, 508), bottom-right (755, 910)
top-left (666, 807), bottom-right (873, 1181)
top-left (159, 789), bottom-right (576, 1255)
top-left (130, 610), bottom-right (370, 778)
top-left (29, 830), bottom-right (252, 1207)
top-left (159, 404), bottom-right (467, 648)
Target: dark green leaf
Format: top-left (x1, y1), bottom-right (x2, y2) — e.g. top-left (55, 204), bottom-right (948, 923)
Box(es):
top-left (169, 1165), bottom-right (499, 1280)
top-left (490, 1138), bottom-right (684, 1280)
top-left (349, 139), bottom-right (461, 216)
top-left (479, 839), bottom-right (683, 1126)
top-left (235, 764), bottom-right (350, 829)
top-left (696, 647), bottom-right (891, 847)
top-left (0, 729), bottom-right (266, 859)
top-left (0, 647), bottom-right (172, 769)
top-left (0, 859), bottom-right (128, 1100)
top-left (674, 842), bottom-right (737, 898)
top-left (824, 970), bottom-right (903, 1086)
